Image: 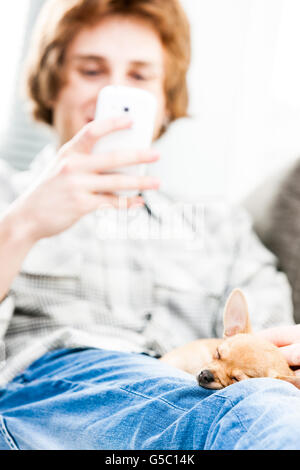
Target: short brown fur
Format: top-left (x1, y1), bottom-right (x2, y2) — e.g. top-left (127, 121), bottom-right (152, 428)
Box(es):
top-left (160, 289), bottom-right (300, 390)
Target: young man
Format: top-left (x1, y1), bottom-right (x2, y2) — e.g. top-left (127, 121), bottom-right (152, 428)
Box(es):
top-left (0, 0), bottom-right (300, 450)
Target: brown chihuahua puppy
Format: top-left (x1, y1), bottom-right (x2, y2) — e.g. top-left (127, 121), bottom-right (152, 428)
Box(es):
top-left (160, 289), bottom-right (300, 390)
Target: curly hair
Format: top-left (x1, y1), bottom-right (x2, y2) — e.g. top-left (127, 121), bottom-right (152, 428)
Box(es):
top-left (24, 0), bottom-right (191, 137)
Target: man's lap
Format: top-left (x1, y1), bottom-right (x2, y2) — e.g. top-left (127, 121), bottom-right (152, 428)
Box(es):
top-left (0, 348), bottom-right (299, 450)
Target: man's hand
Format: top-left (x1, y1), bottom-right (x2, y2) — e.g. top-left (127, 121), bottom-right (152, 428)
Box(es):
top-left (13, 117), bottom-right (160, 242)
top-left (257, 325), bottom-right (300, 375)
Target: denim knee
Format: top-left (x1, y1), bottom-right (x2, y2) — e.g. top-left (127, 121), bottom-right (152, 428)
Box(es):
top-left (214, 377), bottom-right (300, 404)
top-left (203, 378), bottom-right (300, 450)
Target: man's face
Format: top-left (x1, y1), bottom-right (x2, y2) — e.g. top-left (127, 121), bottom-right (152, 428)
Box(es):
top-left (52, 15), bottom-right (168, 146)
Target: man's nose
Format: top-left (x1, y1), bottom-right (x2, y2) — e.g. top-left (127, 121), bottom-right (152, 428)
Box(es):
top-left (197, 370), bottom-right (215, 386)
top-left (106, 72), bottom-right (128, 88)
top-left (94, 75), bottom-right (129, 104)
top-left (93, 73), bottom-right (127, 105)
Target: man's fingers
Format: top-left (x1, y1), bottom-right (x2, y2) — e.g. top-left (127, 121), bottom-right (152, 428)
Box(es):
top-left (63, 149), bottom-right (160, 174)
top-left (256, 326), bottom-right (300, 368)
top-left (81, 173), bottom-right (160, 192)
top-left (90, 193), bottom-right (145, 211)
top-left (279, 344), bottom-right (300, 367)
top-left (60, 117), bottom-right (133, 155)
top-left (256, 325), bottom-right (300, 347)
top-left (84, 148), bottom-right (160, 172)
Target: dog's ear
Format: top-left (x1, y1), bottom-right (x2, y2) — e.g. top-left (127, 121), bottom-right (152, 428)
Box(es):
top-left (273, 374), bottom-right (300, 390)
top-left (223, 289), bottom-right (252, 338)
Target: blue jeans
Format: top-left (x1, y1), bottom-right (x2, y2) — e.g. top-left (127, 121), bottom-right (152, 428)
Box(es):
top-left (0, 348), bottom-right (299, 450)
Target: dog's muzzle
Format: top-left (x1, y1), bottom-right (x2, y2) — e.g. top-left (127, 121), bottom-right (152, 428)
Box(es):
top-left (197, 369), bottom-right (215, 387)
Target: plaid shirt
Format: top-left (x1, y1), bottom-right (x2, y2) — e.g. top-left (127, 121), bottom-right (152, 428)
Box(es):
top-left (0, 147), bottom-right (294, 385)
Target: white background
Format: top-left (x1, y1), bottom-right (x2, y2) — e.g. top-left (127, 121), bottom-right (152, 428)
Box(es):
top-left (0, 1), bottom-right (30, 133)
top-left (182, 0), bottom-right (300, 203)
top-left (1, 0), bottom-right (300, 203)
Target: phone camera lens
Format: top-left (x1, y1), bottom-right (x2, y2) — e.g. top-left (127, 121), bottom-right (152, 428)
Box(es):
top-left (124, 107), bottom-right (130, 112)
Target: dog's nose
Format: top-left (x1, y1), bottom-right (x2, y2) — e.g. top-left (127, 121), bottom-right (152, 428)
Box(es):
top-left (197, 370), bottom-right (215, 385)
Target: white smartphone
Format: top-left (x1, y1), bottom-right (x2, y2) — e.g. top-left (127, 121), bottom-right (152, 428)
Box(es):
top-left (93, 85), bottom-right (158, 197)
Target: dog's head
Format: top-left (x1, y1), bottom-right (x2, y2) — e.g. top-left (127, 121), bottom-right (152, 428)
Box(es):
top-left (197, 289), bottom-right (300, 390)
